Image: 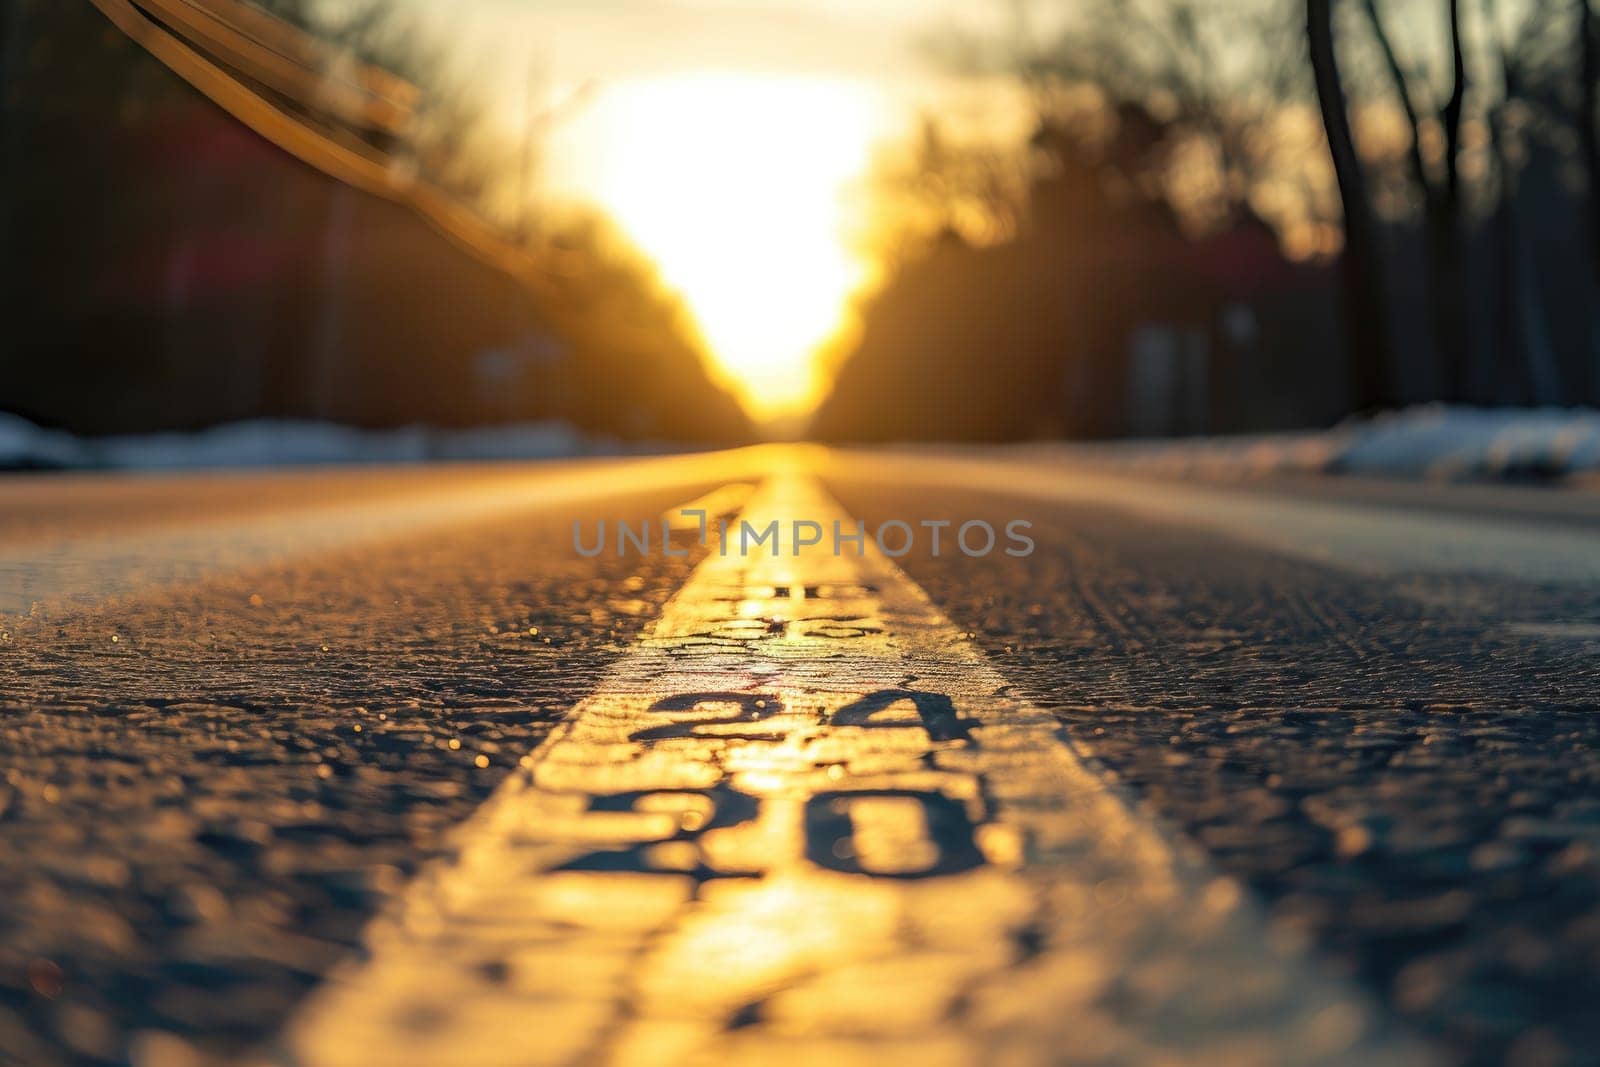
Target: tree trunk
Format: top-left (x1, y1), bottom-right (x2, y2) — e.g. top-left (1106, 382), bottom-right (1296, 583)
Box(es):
top-left (1425, 198), bottom-right (1471, 402)
top-left (1437, 0), bottom-right (1471, 401)
top-left (1308, 0), bottom-right (1394, 413)
top-left (1483, 0), bottom-right (1563, 404)
top-left (1581, 0), bottom-right (1600, 282)
top-left (1361, 0), bottom-right (1471, 403)
top-left (1488, 168), bottom-right (1523, 401)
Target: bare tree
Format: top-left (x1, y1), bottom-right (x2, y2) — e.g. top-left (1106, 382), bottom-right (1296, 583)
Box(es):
top-left (1308, 0), bottom-right (1394, 411)
top-left (1480, 0), bottom-right (1568, 403)
top-left (1358, 0), bottom-right (1472, 401)
top-left (1581, 0), bottom-right (1600, 280)
top-left (1022, 0), bottom-right (1311, 234)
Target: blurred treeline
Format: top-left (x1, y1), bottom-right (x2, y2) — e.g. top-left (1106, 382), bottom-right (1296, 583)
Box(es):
top-left (814, 0), bottom-right (1600, 442)
top-left (0, 0), bottom-right (751, 444)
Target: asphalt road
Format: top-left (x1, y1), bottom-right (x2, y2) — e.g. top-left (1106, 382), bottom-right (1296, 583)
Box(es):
top-left (2, 448), bottom-right (1598, 1067)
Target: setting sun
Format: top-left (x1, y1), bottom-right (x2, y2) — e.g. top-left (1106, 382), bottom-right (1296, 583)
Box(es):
top-left (550, 73), bottom-right (885, 421)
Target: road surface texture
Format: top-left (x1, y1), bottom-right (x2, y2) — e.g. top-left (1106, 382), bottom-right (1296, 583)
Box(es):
top-left (1, 447), bottom-right (1597, 1067)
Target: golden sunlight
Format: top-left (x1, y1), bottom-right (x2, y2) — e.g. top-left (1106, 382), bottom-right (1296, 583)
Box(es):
top-left (553, 73), bottom-right (885, 421)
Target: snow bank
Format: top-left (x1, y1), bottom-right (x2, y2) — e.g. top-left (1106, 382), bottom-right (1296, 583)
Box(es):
top-left (1334, 407), bottom-right (1600, 480)
top-left (8, 406), bottom-right (1600, 482)
top-left (0, 414), bottom-right (88, 470)
top-left (0, 414), bottom-right (589, 471)
top-left (1075, 406), bottom-right (1600, 482)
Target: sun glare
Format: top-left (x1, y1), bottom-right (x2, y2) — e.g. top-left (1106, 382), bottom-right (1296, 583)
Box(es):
top-left (551, 73), bottom-right (885, 422)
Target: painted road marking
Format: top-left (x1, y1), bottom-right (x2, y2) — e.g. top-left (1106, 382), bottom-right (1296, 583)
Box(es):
top-left (265, 474), bottom-right (1429, 1066)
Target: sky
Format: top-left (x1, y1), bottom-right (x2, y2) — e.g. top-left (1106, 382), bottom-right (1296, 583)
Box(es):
top-left (380, 0), bottom-right (1019, 423)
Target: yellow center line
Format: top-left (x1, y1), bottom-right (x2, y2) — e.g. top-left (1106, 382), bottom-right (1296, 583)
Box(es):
top-left (264, 474), bottom-right (1430, 1067)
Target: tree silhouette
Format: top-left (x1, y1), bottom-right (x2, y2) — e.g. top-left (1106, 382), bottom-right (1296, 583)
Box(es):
top-left (1307, 0), bottom-right (1394, 412)
top-left (1357, 0), bottom-right (1471, 402)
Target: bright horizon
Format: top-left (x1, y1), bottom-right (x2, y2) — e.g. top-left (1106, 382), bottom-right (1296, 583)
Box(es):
top-left (544, 73), bottom-right (890, 421)
top-left (391, 0), bottom-right (1018, 425)
top-left (339, 0), bottom-right (1393, 424)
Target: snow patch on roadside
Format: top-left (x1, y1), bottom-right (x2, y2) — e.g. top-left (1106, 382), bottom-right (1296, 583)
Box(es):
top-left (0, 415), bottom-right (87, 470)
top-left (1071, 406), bottom-right (1600, 483)
top-left (9, 406), bottom-right (1600, 482)
top-left (0, 414), bottom-right (593, 471)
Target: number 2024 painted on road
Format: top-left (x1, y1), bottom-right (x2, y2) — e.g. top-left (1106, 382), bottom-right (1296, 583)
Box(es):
top-left (557, 690), bottom-right (989, 880)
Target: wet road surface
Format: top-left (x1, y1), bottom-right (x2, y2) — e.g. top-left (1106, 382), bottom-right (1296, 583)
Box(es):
top-left (2, 448), bottom-right (1598, 1066)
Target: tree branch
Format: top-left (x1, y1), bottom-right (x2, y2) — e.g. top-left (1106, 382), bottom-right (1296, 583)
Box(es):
top-left (1441, 0), bottom-right (1468, 202)
top-left (1360, 0), bottom-right (1435, 197)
